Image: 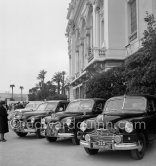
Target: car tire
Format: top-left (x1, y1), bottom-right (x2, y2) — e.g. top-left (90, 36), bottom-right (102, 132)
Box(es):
top-left (16, 132), bottom-right (27, 137)
top-left (131, 133), bottom-right (146, 160)
top-left (72, 132), bottom-right (80, 145)
top-left (84, 147), bottom-right (99, 155)
top-left (46, 136), bottom-right (57, 142)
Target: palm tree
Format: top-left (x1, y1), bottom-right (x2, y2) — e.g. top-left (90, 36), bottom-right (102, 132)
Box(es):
top-left (19, 86), bottom-right (24, 101)
top-left (10, 84), bottom-right (15, 100)
top-left (52, 72), bottom-right (62, 95)
top-left (37, 70), bottom-right (47, 99)
top-left (37, 70), bottom-right (47, 88)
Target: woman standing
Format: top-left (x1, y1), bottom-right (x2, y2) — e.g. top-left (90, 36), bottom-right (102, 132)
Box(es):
top-left (0, 101), bottom-right (9, 142)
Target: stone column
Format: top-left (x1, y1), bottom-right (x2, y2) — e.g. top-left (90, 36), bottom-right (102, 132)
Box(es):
top-left (92, 3), bottom-right (97, 48)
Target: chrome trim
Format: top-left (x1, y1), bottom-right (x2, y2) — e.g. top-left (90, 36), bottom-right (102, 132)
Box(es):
top-left (23, 129), bottom-right (36, 133)
top-left (57, 133), bottom-right (74, 138)
top-left (80, 140), bottom-right (139, 150)
top-left (112, 143), bottom-right (139, 150)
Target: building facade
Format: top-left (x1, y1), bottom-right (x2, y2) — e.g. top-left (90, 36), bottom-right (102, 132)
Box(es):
top-left (66, 0), bottom-right (156, 100)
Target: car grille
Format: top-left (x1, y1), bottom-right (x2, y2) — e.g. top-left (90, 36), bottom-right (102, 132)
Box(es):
top-left (46, 124), bottom-right (56, 136)
top-left (90, 129), bottom-right (114, 143)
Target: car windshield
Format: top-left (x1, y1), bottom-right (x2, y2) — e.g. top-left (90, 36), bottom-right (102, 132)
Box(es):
top-left (65, 100), bottom-right (93, 113)
top-left (34, 103), bottom-right (57, 113)
top-left (104, 97), bottom-right (146, 114)
top-left (45, 103), bottom-right (57, 112)
top-left (25, 103), bottom-right (38, 110)
top-left (34, 103), bottom-right (47, 113)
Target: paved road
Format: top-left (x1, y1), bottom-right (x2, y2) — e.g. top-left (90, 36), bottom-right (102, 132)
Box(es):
top-left (0, 131), bottom-right (156, 166)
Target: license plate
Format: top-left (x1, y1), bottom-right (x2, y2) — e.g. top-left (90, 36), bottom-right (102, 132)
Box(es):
top-left (98, 140), bottom-right (106, 146)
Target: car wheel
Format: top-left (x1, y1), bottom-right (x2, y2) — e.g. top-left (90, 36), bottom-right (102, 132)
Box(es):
top-left (72, 132), bottom-right (80, 145)
top-left (46, 136), bottom-right (57, 142)
top-left (131, 133), bottom-right (146, 160)
top-left (84, 147), bottom-right (99, 155)
top-left (16, 132), bottom-right (27, 137)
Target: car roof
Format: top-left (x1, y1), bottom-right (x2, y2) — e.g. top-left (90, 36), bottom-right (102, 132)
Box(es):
top-left (107, 94), bottom-right (156, 101)
top-left (45, 100), bottom-right (69, 103)
top-left (70, 98), bottom-right (105, 102)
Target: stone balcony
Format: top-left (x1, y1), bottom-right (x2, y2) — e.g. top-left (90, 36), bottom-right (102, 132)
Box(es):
top-left (88, 47), bottom-right (106, 63)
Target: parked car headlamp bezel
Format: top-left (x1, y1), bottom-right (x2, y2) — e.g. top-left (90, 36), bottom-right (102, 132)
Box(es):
top-left (80, 121), bottom-right (87, 132)
top-left (125, 121), bottom-right (133, 133)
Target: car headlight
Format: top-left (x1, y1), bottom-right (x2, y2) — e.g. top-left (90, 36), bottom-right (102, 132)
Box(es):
top-left (66, 119), bottom-right (72, 126)
top-left (125, 121), bottom-right (133, 133)
top-left (118, 121), bottom-right (133, 133)
top-left (31, 117), bottom-right (35, 123)
top-left (80, 121), bottom-right (87, 132)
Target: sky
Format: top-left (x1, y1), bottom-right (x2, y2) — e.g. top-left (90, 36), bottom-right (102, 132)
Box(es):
top-left (0, 0), bottom-right (71, 94)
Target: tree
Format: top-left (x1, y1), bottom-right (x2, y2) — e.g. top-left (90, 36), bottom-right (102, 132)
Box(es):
top-left (37, 70), bottom-right (47, 99)
top-left (37, 70), bottom-right (47, 88)
top-left (10, 84), bottom-right (15, 100)
top-left (86, 66), bottom-right (126, 100)
top-left (19, 86), bottom-right (24, 101)
top-left (86, 12), bottom-right (156, 98)
top-left (52, 72), bottom-right (62, 95)
top-left (28, 70), bottom-right (67, 101)
top-left (125, 12), bottom-right (156, 95)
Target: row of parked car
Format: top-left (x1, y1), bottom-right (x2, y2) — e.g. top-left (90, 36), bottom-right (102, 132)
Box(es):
top-left (9, 95), bottom-right (156, 160)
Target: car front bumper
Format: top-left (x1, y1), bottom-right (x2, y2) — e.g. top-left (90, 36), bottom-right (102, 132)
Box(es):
top-left (10, 119), bottom-right (36, 133)
top-left (46, 130), bottom-right (74, 138)
top-left (80, 140), bottom-right (140, 150)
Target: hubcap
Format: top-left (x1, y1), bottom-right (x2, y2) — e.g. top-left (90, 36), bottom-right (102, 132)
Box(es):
top-left (138, 140), bottom-right (143, 152)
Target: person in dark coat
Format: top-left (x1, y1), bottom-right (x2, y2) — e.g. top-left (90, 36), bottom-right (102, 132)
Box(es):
top-left (0, 101), bottom-right (9, 142)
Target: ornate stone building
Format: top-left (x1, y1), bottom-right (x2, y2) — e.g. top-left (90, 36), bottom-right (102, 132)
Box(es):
top-left (66, 0), bottom-right (156, 100)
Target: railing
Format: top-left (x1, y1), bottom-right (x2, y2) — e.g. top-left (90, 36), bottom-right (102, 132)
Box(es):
top-left (75, 72), bottom-right (80, 78)
top-left (88, 47), bottom-right (105, 62)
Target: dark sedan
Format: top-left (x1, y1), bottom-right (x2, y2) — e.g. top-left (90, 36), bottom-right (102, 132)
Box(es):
top-left (80, 95), bottom-right (156, 160)
top-left (10, 100), bottom-right (69, 138)
top-left (43, 98), bottom-right (105, 145)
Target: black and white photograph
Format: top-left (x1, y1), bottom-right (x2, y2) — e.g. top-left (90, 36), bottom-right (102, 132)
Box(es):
top-left (0, 0), bottom-right (156, 166)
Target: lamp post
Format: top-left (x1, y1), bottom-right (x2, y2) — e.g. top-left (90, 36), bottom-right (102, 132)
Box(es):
top-left (19, 86), bottom-right (24, 101)
top-left (10, 84), bottom-right (15, 100)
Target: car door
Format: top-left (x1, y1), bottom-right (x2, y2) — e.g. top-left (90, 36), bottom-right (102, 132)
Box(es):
top-left (146, 99), bottom-right (156, 140)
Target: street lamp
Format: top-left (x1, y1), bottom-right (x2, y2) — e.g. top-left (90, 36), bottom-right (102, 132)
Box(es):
top-left (10, 84), bottom-right (15, 100)
top-left (19, 86), bottom-right (24, 101)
